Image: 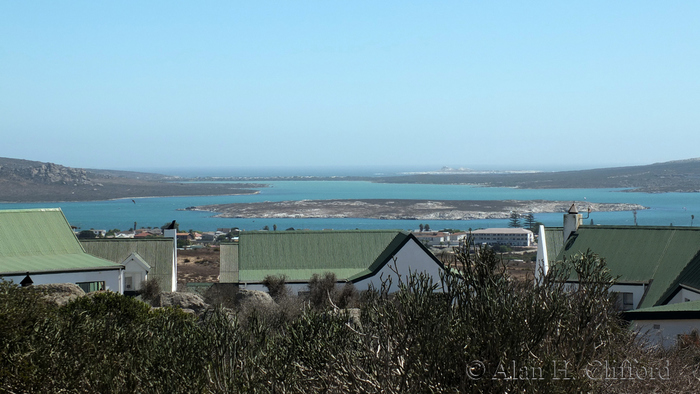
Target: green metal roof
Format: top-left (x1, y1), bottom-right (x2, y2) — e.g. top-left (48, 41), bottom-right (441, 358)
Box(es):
top-left (81, 238), bottom-right (174, 291)
top-left (627, 300), bottom-right (700, 314)
top-left (622, 300), bottom-right (700, 321)
top-left (0, 208), bottom-right (121, 275)
top-left (544, 227), bottom-right (564, 262)
top-left (228, 230), bottom-right (420, 283)
top-left (555, 225), bottom-right (700, 308)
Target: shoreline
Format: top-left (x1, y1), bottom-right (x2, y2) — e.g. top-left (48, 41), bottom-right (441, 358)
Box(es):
top-left (0, 190), bottom-right (261, 204)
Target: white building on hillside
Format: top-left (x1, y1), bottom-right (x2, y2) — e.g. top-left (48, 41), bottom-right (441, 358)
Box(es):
top-left (471, 228), bottom-right (534, 247)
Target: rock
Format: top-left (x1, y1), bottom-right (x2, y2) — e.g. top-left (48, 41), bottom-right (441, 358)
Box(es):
top-left (156, 292), bottom-right (210, 314)
top-left (235, 289), bottom-right (275, 309)
top-left (33, 283), bottom-right (86, 307)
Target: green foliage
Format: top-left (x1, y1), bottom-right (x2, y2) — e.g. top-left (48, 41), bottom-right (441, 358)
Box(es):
top-left (491, 243), bottom-right (513, 253)
top-left (77, 229), bottom-right (97, 239)
top-left (524, 212), bottom-right (537, 231)
top-left (2, 247), bottom-right (693, 393)
top-left (508, 211), bottom-right (522, 228)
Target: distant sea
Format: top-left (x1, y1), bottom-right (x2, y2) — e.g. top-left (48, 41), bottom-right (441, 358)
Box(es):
top-left (1, 179), bottom-right (699, 233)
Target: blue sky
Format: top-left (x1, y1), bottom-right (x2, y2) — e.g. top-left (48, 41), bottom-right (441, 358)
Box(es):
top-left (1, 1), bottom-right (699, 173)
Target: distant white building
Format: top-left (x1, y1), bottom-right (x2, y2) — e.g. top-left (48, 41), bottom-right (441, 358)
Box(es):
top-left (471, 228), bottom-right (534, 247)
top-left (448, 232), bottom-right (468, 246)
top-left (412, 231), bottom-right (450, 247)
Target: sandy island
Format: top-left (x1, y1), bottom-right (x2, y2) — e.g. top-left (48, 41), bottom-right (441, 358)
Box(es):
top-left (190, 199), bottom-right (647, 221)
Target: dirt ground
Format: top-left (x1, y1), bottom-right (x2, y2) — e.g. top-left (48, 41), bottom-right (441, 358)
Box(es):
top-left (176, 245), bottom-right (536, 285)
top-left (434, 247), bottom-right (537, 282)
top-left (177, 247), bottom-right (220, 284)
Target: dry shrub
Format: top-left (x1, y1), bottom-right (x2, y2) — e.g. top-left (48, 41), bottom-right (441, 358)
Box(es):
top-left (138, 277), bottom-right (161, 304)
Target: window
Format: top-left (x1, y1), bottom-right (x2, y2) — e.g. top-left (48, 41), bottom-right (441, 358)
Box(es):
top-left (615, 292), bottom-right (634, 311)
top-left (77, 281), bottom-right (105, 293)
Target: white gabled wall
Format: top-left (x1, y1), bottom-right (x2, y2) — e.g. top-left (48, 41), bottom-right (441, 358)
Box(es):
top-left (535, 225), bottom-right (548, 283)
top-left (2, 269), bottom-right (123, 294)
top-left (354, 238), bottom-right (443, 293)
top-left (241, 238), bottom-right (444, 296)
top-left (610, 284), bottom-right (647, 310)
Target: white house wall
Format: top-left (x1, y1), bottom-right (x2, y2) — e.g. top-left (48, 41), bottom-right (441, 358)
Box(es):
top-left (666, 288), bottom-right (700, 305)
top-left (610, 284), bottom-right (647, 310)
top-left (239, 239), bottom-right (443, 296)
top-left (631, 319), bottom-right (700, 349)
top-left (354, 239), bottom-right (443, 293)
top-left (2, 270), bottom-right (123, 294)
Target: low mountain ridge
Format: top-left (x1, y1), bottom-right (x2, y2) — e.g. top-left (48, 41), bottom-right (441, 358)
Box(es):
top-left (0, 157), bottom-right (262, 202)
top-left (374, 158), bottom-right (700, 193)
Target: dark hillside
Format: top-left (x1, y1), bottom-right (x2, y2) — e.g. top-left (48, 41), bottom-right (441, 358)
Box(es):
top-left (0, 157), bottom-right (263, 202)
top-left (374, 158), bottom-right (700, 192)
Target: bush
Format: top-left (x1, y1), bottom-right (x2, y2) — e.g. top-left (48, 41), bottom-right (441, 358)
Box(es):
top-left (6, 245), bottom-right (699, 393)
top-left (139, 277), bottom-right (161, 304)
top-left (262, 274), bottom-right (288, 301)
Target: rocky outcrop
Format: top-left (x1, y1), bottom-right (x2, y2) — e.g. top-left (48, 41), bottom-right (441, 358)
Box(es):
top-left (33, 283), bottom-right (86, 307)
top-left (0, 161), bottom-right (97, 186)
top-left (155, 292), bottom-right (210, 315)
top-left (236, 289), bottom-right (275, 309)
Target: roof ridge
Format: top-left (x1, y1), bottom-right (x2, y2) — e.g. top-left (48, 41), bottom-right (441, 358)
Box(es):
top-left (649, 229), bottom-right (676, 282)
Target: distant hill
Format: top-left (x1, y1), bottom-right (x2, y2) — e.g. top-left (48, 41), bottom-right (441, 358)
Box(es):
top-left (2, 157), bottom-right (700, 202)
top-left (0, 157), bottom-right (264, 202)
top-left (373, 158), bottom-right (700, 193)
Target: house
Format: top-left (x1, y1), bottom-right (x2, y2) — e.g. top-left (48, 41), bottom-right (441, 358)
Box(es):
top-left (177, 232), bottom-right (192, 241)
top-left (0, 208), bottom-right (124, 293)
top-left (448, 232), bottom-right (468, 246)
top-left (412, 231), bottom-right (450, 247)
top-left (537, 205), bottom-right (700, 311)
top-left (219, 230), bottom-right (445, 294)
top-left (620, 301), bottom-right (700, 348)
top-left (471, 228), bottom-right (534, 247)
top-left (200, 232), bottom-right (217, 244)
top-left (82, 238), bottom-right (177, 293)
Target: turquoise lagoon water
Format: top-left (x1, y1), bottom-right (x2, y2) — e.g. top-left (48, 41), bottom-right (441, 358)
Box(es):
top-left (0, 181), bottom-right (698, 231)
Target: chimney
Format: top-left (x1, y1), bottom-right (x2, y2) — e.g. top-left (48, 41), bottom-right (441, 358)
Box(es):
top-left (563, 203), bottom-right (582, 240)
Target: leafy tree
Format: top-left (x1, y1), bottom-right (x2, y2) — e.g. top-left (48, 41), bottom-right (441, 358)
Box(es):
top-left (419, 224), bottom-right (424, 232)
top-left (77, 230), bottom-right (96, 239)
top-left (273, 224), bottom-right (277, 231)
top-left (508, 212), bottom-right (521, 228)
top-left (524, 213), bottom-right (536, 231)
top-left (263, 225), bottom-right (270, 231)
top-left (424, 224), bottom-right (431, 231)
